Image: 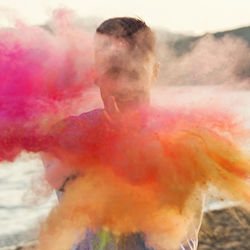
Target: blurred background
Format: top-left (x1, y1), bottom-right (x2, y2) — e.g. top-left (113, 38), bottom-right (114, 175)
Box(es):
top-left (0, 1), bottom-right (249, 249)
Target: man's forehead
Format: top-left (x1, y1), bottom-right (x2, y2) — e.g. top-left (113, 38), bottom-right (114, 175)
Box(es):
top-left (94, 33), bottom-right (129, 53)
top-left (94, 33), bottom-right (154, 71)
top-left (95, 49), bottom-right (140, 70)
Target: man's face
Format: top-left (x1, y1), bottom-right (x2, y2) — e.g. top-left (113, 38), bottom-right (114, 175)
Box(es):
top-left (94, 34), bottom-right (158, 112)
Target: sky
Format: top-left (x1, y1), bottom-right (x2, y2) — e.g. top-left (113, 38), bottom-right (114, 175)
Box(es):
top-left (0, 0), bottom-right (249, 35)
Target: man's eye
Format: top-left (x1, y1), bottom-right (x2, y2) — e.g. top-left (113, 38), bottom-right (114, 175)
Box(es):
top-left (106, 67), bottom-right (121, 78)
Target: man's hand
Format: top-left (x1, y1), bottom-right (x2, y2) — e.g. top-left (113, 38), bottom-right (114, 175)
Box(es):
top-left (103, 96), bottom-right (123, 127)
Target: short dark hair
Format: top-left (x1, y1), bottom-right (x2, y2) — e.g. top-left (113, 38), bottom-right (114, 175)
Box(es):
top-left (96, 17), bottom-right (156, 57)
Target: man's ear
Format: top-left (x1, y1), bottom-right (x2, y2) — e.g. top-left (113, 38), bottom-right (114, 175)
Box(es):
top-left (152, 62), bottom-right (160, 83)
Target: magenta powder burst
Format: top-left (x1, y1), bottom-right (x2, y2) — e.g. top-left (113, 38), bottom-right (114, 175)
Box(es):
top-left (0, 9), bottom-right (96, 160)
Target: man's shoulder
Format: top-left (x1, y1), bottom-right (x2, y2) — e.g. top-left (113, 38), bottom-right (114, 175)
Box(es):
top-left (78, 108), bottom-right (103, 125)
top-left (51, 109), bottom-right (103, 132)
top-left (48, 109), bottom-right (104, 148)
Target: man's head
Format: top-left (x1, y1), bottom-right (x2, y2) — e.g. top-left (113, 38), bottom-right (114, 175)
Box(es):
top-left (94, 17), bottom-right (159, 112)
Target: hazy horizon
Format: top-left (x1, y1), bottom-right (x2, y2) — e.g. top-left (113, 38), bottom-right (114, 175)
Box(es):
top-left (0, 0), bottom-right (249, 35)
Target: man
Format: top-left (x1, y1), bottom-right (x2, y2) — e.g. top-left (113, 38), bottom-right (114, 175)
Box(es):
top-left (42, 17), bottom-right (203, 250)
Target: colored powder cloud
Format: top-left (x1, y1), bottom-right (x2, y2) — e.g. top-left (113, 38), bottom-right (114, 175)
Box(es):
top-left (0, 8), bottom-right (249, 250)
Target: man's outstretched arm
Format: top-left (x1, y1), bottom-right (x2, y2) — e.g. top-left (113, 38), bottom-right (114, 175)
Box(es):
top-left (41, 152), bottom-right (78, 200)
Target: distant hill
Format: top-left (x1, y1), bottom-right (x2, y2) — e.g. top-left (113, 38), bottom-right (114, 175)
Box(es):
top-left (214, 26), bottom-right (250, 44)
top-left (156, 25), bottom-right (250, 85)
top-left (165, 26), bottom-right (250, 56)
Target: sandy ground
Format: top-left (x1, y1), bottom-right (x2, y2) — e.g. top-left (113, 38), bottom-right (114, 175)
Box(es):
top-left (5, 207), bottom-right (250, 250)
top-left (198, 207), bottom-right (250, 250)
